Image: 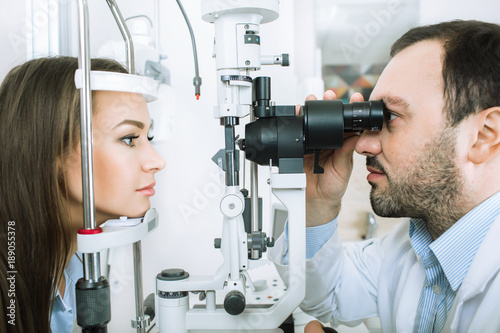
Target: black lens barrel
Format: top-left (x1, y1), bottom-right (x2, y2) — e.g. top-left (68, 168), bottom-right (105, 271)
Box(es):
top-left (344, 100), bottom-right (384, 131)
top-left (303, 100), bottom-right (344, 150)
top-left (303, 99), bottom-right (384, 150)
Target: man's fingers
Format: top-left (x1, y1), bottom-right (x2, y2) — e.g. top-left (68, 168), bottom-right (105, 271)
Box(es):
top-left (349, 92), bottom-right (364, 103)
top-left (299, 90), bottom-right (358, 115)
top-left (323, 90), bottom-right (337, 100)
top-left (306, 90), bottom-right (337, 102)
top-left (296, 104), bottom-right (301, 115)
top-left (306, 93), bottom-right (318, 101)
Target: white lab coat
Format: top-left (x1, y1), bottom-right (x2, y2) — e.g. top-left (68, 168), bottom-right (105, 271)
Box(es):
top-left (269, 213), bottom-right (500, 333)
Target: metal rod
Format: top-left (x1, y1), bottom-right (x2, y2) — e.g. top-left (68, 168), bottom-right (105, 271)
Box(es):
top-left (83, 253), bottom-right (100, 282)
top-left (224, 117), bottom-right (237, 186)
top-left (250, 162), bottom-right (260, 259)
top-left (105, 0), bottom-right (135, 74)
top-left (77, 0), bottom-right (94, 232)
top-left (249, 110), bottom-right (260, 259)
top-left (242, 150), bottom-right (246, 190)
top-left (133, 241), bottom-right (146, 333)
top-left (77, 0), bottom-right (100, 282)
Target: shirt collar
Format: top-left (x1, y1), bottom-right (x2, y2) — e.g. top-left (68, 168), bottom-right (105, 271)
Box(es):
top-left (65, 252), bottom-right (84, 288)
top-left (410, 191), bottom-right (500, 291)
top-left (409, 218), bottom-right (439, 284)
top-left (51, 252), bottom-right (84, 306)
top-left (431, 191), bottom-right (500, 290)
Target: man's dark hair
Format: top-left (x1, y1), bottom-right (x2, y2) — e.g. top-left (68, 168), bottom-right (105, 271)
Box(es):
top-left (391, 20), bottom-right (500, 126)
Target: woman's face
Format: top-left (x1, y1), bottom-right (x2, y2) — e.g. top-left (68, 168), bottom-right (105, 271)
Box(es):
top-left (65, 91), bottom-right (166, 227)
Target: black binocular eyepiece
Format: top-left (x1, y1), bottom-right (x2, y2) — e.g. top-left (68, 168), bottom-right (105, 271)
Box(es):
top-left (239, 76), bottom-right (384, 174)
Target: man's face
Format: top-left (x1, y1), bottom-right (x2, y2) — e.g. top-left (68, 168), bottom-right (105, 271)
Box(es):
top-left (365, 126), bottom-right (462, 225)
top-left (355, 40), bottom-right (465, 230)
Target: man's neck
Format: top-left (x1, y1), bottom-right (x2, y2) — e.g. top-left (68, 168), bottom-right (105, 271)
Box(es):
top-left (424, 204), bottom-right (467, 240)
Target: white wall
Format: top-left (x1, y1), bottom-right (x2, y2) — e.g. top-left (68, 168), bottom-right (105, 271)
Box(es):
top-left (0, 1), bottom-right (27, 79)
top-left (419, 0), bottom-right (500, 24)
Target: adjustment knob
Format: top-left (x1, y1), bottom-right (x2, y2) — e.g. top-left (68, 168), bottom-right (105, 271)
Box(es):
top-left (281, 53), bottom-right (290, 66)
top-left (157, 268), bottom-right (189, 281)
top-left (224, 290), bottom-right (245, 315)
top-left (214, 238), bottom-right (222, 249)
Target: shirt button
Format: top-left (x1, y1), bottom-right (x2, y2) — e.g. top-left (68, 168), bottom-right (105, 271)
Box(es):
top-left (432, 285), bottom-right (441, 294)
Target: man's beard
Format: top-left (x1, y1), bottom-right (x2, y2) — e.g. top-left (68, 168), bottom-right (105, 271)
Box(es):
top-left (367, 126), bottom-right (465, 237)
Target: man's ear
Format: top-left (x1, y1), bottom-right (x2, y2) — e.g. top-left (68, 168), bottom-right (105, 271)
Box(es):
top-left (468, 107), bottom-right (500, 164)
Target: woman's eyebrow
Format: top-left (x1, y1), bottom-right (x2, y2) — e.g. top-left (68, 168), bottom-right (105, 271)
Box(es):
top-left (113, 119), bottom-right (145, 129)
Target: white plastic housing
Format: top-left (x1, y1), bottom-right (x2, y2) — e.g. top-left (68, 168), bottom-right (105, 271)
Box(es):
top-left (156, 174), bottom-right (306, 331)
top-left (77, 208), bottom-right (158, 253)
top-left (158, 295), bottom-right (189, 333)
top-left (201, 0), bottom-right (279, 120)
top-left (74, 69), bottom-right (159, 102)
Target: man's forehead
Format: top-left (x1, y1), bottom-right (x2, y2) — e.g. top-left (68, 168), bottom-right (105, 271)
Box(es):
top-left (371, 40), bottom-right (444, 104)
top-left (392, 40), bottom-right (443, 80)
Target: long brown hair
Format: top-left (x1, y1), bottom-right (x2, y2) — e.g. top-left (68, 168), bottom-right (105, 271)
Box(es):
top-left (0, 56), bottom-right (127, 332)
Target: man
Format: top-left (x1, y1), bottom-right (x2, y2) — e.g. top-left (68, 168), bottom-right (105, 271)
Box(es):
top-left (269, 20), bottom-right (500, 332)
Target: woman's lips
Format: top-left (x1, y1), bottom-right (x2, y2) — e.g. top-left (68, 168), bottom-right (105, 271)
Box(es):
top-left (137, 183), bottom-right (156, 196)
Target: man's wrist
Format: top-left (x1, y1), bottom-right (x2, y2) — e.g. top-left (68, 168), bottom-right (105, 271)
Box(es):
top-left (306, 218), bottom-right (338, 259)
top-left (306, 201), bottom-right (341, 227)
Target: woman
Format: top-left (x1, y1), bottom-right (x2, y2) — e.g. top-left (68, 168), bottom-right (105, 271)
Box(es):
top-left (0, 56), bottom-right (165, 332)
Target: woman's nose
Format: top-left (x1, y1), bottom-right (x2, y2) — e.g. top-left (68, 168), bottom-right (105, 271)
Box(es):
top-left (142, 144), bottom-right (166, 173)
top-left (355, 130), bottom-right (382, 157)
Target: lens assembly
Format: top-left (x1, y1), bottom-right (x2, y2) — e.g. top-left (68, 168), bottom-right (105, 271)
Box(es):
top-left (240, 77), bottom-right (384, 174)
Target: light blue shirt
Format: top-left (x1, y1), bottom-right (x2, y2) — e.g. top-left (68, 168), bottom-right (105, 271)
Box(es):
top-left (302, 191), bottom-right (500, 332)
top-left (283, 218), bottom-right (337, 263)
top-left (50, 253), bottom-right (83, 333)
top-left (410, 190), bottom-right (500, 333)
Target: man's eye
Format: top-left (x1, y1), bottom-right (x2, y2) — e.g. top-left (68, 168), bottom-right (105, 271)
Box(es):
top-left (384, 109), bottom-right (399, 124)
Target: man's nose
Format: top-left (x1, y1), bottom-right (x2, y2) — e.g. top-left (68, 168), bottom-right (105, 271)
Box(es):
top-left (355, 130), bottom-right (381, 157)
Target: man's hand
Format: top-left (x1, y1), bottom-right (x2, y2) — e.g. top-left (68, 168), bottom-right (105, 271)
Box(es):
top-left (300, 90), bottom-right (364, 227)
top-left (305, 320), bottom-right (325, 332)
top-left (304, 320), bottom-right (338, 333)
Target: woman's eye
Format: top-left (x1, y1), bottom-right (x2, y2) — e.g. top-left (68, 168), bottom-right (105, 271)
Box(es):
top-left (121, 135), bottom-right (139, 147)
top-left (147, 135), bottom-right (154, 142)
